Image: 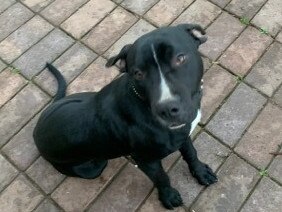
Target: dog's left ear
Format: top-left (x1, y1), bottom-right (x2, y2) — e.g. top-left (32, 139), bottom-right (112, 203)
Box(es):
top-left (106, 44), bottom-right (132, 72)
top-left (179, 24), bottom-right (207, 47)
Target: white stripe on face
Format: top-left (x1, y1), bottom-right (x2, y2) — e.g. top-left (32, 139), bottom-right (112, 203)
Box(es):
top-left (151, 44), bottom-right (175, 103)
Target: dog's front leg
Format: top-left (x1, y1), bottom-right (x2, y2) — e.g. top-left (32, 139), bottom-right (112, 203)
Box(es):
top-left (132, 157), bottom-right (183, 209)
top-left (179, 137), bottom-right (218, 186)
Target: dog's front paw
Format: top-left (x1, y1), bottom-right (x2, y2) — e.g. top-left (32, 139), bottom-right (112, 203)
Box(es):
top-left (158, 187), bottom-right (183, 210)
top-left (190, 162), bottom-right (218, 186)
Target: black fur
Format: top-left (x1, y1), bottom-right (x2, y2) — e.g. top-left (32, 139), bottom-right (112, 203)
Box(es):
top-left (33, 24), bottom-right (217, 210)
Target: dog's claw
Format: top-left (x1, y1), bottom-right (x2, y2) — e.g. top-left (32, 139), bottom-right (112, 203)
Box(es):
top-left (159, 187), bottom-right (183, 210)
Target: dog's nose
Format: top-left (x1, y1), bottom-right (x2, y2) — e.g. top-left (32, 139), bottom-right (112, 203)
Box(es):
top-left (157, 101), bottom-right (181, 120)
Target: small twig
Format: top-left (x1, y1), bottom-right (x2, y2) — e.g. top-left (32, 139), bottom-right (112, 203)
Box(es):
top-left (269, 152), bottom-right (282, 156)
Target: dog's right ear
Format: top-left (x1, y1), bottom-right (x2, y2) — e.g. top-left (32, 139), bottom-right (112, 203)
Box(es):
top-left (106, 44), bottom-right (132, 71)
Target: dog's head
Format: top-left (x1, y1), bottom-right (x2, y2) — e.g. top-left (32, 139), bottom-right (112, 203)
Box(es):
top-left (106, 24), bottom-right (206, 130)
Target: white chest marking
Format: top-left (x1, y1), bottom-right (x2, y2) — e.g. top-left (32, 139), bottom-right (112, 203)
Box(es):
top-left (189, 110), bottom-right (201, 135)
top-left (151, 44), bottom-right (175, 103)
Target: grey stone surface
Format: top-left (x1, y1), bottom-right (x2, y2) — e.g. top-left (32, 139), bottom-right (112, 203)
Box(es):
top-left (273, 85), bottom-right (282, 107)
top-left (226, 0), bottom-right (267, 19)
top-left (0, 175), bottom-right (43, 212)
top-left (2, 115), bottom-right (40, 170)
top-left (88, 163), bottom-right (152, 212)
top-left (252, 0), bottom-right (282, 35)
top-left (235, 103), bottom-right (282, 169)
top-left (0, 0), bottom-right (16, 13)
top-left (0, 15), bottom-right (53, 63)
top-left (121, 0), bottom-right (159, 15)
top-left (105, 19), bottom-right (155, 59)
top-left (0, 84), bottom-right (49, 147)
top-left (13, 29), bottom-right (74, 79)
top-left (191, 154), bottom-right (260, 212)
top-left (35, 42), bottom-right (97, 96)
top-left (0, 154), bottom-right (18, 192)
top-left (241, 177), bottom-right (282, 212)
top-left (207, 83), bottom-right (267, 147)
top-left (41, 0), bottom-right (89, 25)
top-left (201, 64), bottom-right (237, 124)
top-left (173, 0), bottom-right (221, 28)
top-left (27, 157), bottom-right (65, 194)
top-left (246, 42), bottom-right (282, 97)
top-left (199, 12), bottom-right (245, 60)
top-left (0, 3), bottom-right (33, 41)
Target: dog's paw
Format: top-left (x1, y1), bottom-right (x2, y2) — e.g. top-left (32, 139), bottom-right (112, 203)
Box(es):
top-left (158, 187), bottom-right (183, 210)
top-left (190, 162), bottom-right (218, 186)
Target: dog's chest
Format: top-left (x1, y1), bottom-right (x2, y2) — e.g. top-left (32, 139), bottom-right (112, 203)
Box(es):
top-left (189, 110), bottom-right (201, 135)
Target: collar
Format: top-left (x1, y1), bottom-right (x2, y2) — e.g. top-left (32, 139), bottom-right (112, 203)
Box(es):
top-left (131, 84), bottom-right (145, 100)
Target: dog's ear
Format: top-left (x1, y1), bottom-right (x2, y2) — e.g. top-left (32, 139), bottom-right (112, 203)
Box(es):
top-left (178, 24), bottom-right (207, 47)
top-left (106, 44), bottom-right (132, 71)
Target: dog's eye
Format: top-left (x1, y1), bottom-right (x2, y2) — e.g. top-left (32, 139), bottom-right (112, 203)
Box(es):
top-left (174, 54), bottom-right (187, 66)
top-left (134, 69), bottom-right (145, 80)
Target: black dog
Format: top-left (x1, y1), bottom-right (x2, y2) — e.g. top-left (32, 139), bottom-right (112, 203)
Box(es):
top-left (33, 24), bottom-right (217, 209)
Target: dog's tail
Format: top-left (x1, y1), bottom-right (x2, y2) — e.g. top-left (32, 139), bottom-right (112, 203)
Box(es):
top-left (46, 63), bottom-right (67, 101)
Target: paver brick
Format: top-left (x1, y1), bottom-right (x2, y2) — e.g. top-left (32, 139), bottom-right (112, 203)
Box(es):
top-left (34, 199), bottom-right (62, 212)
top-left (0, 3), bottom-right (33, 42)
top-left (173, 0), bottom-right (221, 28)
top-left (202, 56), bottom-right (212, 72)
top-left (201, 64), bottom-right (237, 124)
top-left (207, 83), bottom-right (267, 147)
top-left (140, 132), bottom-right (230, 210)
top-left (273, 85), bottom-right (282, 107)
top-left (0, 0), bottom-right (15, 13)
top-left (35, 42), bottom-right (97, 96)
top-left (51, 158), bottom-right (126, 212)
top-left (21, 0), bottom-right (53, 12)
top-left (13, 29), bottom-right (74, 79)
top-left (191, 154), bottom-right (260, 212)
top-left (121, 0), bottom-right (159, 15)
top-left (277, 31), bottom-right (282, 43)
top-left (27, 157), bottom-right (65, 194)
top-left (241, 177), bottom-right (282, 212)
top-left (0, 175), bottom-right (43, 212)
top-left (0, 60), bottom-right (6, 72)
top-left (41, 0), bottom-right (89, 25)
top-left (252, 0), bottom-right (282, 36)
top-left (88, 163), bottom-right (152, 212)
top-left (246, 42), bottom-right (282, 97)
top-left (2, 114), bottom-right (40, 170)
top-left (61, 0), bottom-right (116, 39)
top-left (83, 7), bottom-right (137, 54)
top-left (209, 0), bottom-right (231, 8)
top-left (199, 12), bottom-right (245, 60)
top-left (68, 57), bottom-right (119, 94)
top-left (105, 19), bottom-right (155, 58)
top-left (0, 154), bottom-right (18, 192)
top-left (268, 151), bottom-right (282, 184)
top-left (0, 68), bottom-right (27, 107)
top-left (0, 84), bottom-right (49, 147)
top-left (145, 0), bottom-right (193, 27)
top-left (0, 15), bottom-right (53, 63)
top-left (226, 0), bottom-right (267, 19)
top-left (235, 103), bottom-right (282, 169)
top-left (219, 26), bottom-right (272, 76)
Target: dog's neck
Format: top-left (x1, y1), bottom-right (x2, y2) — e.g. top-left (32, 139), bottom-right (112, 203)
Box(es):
top-left (131, 84), bottom-right (145, 100)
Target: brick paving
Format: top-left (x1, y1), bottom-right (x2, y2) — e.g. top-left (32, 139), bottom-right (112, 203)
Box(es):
top-left (0, 0), bottom-right (281, 211)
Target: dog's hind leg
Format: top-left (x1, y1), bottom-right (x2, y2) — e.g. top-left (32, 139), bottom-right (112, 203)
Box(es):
top-left (52, 159), bottom-right (108, 179)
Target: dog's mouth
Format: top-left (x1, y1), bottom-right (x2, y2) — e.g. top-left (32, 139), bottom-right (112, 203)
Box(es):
top-left (168, 123), bottom-right (186, 130)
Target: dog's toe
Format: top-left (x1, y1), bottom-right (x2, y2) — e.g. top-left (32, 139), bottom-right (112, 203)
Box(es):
top-left (159, 187), bottom-right (183, 210)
